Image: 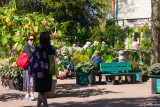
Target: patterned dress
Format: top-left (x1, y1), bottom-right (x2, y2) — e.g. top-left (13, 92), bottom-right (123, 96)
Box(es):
top-left (23, 70), bottom-right (34, 92)
top-left (28, 45), bottom-right (56, 92)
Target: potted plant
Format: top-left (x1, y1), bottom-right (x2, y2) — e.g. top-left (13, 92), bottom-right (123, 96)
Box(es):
top-left (0, 55), bottom-right (23, 91)
top-left (74, 60), bottom-right (97, 85)
top-left (0, 64), bottom-right (23, 91)
top-left (148, 63), bottom-right (160, 94)
top-left (72, 54), bottom-right (98, 85)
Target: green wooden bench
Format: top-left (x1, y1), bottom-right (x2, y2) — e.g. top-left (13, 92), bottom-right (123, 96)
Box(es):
top-left (99, 62), bottom-right (142, 85)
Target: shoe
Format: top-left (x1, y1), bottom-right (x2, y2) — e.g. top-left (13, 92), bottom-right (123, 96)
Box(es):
top-left (24, 94), bottom-right (30, 100)
top-left (60, 76), bottom-right (66, 80)
top-left (30, 94), bottom-right (35, 101)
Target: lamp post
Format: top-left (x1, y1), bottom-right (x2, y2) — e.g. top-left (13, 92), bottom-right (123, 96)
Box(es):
top-left (115, 0), bottom-right (118, 25)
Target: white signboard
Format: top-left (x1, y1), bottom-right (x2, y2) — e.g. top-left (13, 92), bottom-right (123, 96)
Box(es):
top-left (118, 0), bottom-right (151, 20)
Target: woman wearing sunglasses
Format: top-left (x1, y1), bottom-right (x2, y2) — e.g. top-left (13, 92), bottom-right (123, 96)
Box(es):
top-left (23, 33), bottom-right (36, 101)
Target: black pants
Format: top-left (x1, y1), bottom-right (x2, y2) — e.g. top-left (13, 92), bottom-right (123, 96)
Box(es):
top-left (37, 92), bottom-right (48, 107)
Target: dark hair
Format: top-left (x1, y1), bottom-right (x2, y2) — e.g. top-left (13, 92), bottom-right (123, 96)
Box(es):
top-left (134, 38), bottom-right (137, 41)
top-left (39, 32), bottom-right (51, 46)
top-left (27, 33), bottom-right (36, 41)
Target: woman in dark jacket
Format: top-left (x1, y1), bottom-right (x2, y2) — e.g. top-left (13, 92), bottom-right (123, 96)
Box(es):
top-left (28, 32), bottom-right (56, 107)
top-left (23, 34), bottom-right (36, 101)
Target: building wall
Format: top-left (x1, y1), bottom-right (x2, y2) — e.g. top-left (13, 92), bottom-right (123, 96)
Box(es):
top-left (117, 0), bottom-right (151, 20)
top-left (116, 0), bottom-right (151, 49)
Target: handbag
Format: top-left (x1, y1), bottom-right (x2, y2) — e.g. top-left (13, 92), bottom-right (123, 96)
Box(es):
top-left (48, 55), bottom-right (58, 76)
top-left (16, 53), bottom-right (29, 68)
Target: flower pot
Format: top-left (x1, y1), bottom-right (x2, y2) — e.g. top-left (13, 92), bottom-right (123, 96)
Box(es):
top-left (78, 71), bottom-right (89, 85)
top-left (45, 80), bottom-right (57, 98)
top-left (76, 71), bottom-right (94, 85)
top-left (149, 75), bottom-right (160, 94)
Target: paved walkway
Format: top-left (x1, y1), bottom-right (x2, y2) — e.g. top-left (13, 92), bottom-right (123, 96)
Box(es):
top-left (0, 77), bottom-right (160, 107)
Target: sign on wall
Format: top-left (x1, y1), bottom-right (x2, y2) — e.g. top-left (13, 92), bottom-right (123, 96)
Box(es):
top-left (118, 18), bottom-right (151, 27)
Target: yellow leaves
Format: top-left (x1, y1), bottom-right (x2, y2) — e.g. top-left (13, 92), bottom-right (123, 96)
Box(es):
top-left (7, 22), bottom-right (12, 26)
top-left (24, 24), bottom-right (29, 29)
top-left (0, 16), bottom-right (3, 20)
top-left (5, 17), bottom-right (10, 23)
top-left (24, 24), bottom-right (33, 30)
top-left (4, 11), bottom-right (7, 15)
top-left (33, 26), bottom-right (38, 33)
top-left (28, 24), bottom-right (33, 29)
top-left (11, 8), bottom-right (16, 12)
top-left (4, 16), bottom-right (12, 26)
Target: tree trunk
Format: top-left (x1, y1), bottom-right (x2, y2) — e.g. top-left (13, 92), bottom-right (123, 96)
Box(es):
top-left (30, 0), bottom-right (34, 13)
top-left (1, 0), bottom-right (9, 6)
top-left (151, 0), bottom-right (160, 65)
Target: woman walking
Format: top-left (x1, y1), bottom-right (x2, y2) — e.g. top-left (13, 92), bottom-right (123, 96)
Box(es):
top-left (28, 32), bottom-right (56, 107)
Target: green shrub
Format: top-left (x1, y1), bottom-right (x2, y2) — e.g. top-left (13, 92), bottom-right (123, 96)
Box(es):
top-left (139, 38), bottom-right (151, 50)
top-left (148, 63), bottom-right (160, 75)
top-left (0, 66), bottom-right (23, 87)
top-left (114, 41), bottom-right (126, 50)
top-left (123, 50), bottom-right (150, 79)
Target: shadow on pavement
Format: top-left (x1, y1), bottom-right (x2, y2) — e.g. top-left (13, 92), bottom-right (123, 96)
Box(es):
top-left (52, 89), bottom-right (119, 98)
top-left (56, 84), bottom-right (84, 90)
top-left (56, 82), bottom-right (107, 91)
top-left (54, 83), bottom-right (120, 98)
top-left (0, 93), bottom-right (24, 102)
top-left (49, 96), bottom-right (160, 107)
top-left (23, 96), bottom-right (160, 107)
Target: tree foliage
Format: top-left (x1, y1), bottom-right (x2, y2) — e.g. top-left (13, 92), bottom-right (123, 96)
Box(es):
top-left (90, 20), bottom-right (134, 48)
top-left (0, 0), bottom-right (111, 46)
top-left (0, 2), bottom-right (63, 58)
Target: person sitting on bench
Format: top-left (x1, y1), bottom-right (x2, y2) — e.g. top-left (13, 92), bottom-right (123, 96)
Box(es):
top-left (91, 51), bottom-right (102, 64)
top-left (112, 50), bottom-right (126, 62)
top-left (112, 50), bottom-right (126, 82)
top-left (91, 51), bottom-right (102, 83)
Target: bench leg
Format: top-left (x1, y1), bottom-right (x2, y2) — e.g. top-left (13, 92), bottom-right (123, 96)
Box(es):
top-left (131, 75), bottom-right (135, 84)
top-left (125, 76), bottom-right (135, 83)
top-left (125, 76), bottom-right (128, 83)
top-left (112, 76), bottom-right (116, 85)
top-left (105, 76), bottom-right (109, 81)
top-left (106, 76), bottom-right (115, 85)
top-left (119, 76), bottom-right (121, 81)
top-left (139, 72), bottom-right (142, 82)
top-left (99, 75), bottom-right (102, 83)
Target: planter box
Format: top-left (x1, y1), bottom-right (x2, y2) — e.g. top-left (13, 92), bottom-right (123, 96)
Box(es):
top-left (149, 75), bottom-right (160, 94)
top-left (132, 69), bottom-right (142, 82)
top-left (76, 71), bottom-right (94, 85)
top-left (45, 80), bottom-right (57, 98)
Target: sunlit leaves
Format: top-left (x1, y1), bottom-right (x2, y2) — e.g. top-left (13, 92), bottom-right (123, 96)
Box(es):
top-left (33, 26), bottom-right (38, 33)
top-left (17, 44), bottom-right (22, 51)
top-left (1, 37), bottom-right (7, 45)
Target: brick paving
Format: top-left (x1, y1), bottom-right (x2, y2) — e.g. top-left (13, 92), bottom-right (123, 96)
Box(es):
top-left (0, 77), bottom-right (160, 107)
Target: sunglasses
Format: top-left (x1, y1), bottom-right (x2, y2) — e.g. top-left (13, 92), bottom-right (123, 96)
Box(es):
top-left (29, 39), bottom-right (35, 41)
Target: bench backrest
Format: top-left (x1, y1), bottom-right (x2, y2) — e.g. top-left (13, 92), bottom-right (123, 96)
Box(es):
top-left (100, 62), bottom-right (132, 73)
